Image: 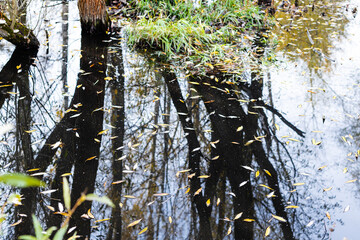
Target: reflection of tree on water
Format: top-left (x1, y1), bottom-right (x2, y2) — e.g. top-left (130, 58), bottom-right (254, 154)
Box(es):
top-left (148, 33), bottom-right (303, 239)
top-left (0, 46), bottom-right (39, 237)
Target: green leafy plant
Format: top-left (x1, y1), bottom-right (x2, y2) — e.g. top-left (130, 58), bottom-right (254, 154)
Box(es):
top-left (18, 177), bottom-right (114, 240)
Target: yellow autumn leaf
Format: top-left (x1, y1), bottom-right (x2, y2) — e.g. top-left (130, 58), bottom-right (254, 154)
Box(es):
top-left (198, 175), bottom-right (210, 179)
top-left (346, 179), bottom-right (357, 183)
top-left (97, 129), bottom-right (109, 135)
top-left (226, 226), bottom-right (232, 235)
top-left (206, 199), bottom-right (211, 207)
top-left (194, 187), bottom-right (202, 196)
top-left (234, 212), bottom-right (243, 220)
top-left (95, 218), bottom-right (110, 223)
top-left (292, 182), bottom-right (305, 186)
top-left (86, 156), bottom-right (97, 161)
top-left (255, 170), bottom-right (260, 178)
top-left (127, 219), bottom-right (142, 227)
top-left (285, 205), bottom-right (299, 209)
top-left (153, 193), bottom-right (170, 197)
top-left (264, 169), bottom-right (271, 176)
top-left (259, 184), bottom-right (274, 190)
top-left (243, 218), bottom-right (255, 222)
top-left (264, 226), bottom-right (271, 237)
top-left (138, 227), bottom-right (148, 235)
top-left (326, 212), bottom-right (331, 220)
top-left (272, 215), bottom-right (287, 222)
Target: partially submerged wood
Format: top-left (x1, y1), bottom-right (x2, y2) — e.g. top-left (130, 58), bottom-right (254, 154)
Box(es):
top-left (78, 0), bottom-right (111, 35)
top-left (0, 11), bottom-right (39, 49)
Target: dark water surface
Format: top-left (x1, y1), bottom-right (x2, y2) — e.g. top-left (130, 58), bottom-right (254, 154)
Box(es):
top-left (1, 0), bottom-right (360, 239)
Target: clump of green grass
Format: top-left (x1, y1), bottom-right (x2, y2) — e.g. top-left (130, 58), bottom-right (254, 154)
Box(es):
top-left (127, 18), bottom-right (213, 56)
top-left (124, 0), bottom-right (274, 75)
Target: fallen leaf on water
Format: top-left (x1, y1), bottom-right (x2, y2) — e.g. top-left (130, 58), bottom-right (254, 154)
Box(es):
top-left (326, 212), bottom-right (331, 220)
top-left (226, 226), bottom-right (232, 236)
top-left (346, 179), bottom-right (357, 183)
top-left (153, 193), bottom-right (170, 197)
top-left (86, 156), bottom-right (97, 161)
top-left (234, 212), bottom-right (243, 220)
top-left (242, 166), bottom-right (254, 172)
top-left (138, 227), bottom-right (148, 235)
top-left (95, 218), bottom-right (110, 223)
top-left (272, 215), bottom-right (286, 222)
top-left (11, 219), bottom-right (22, 226)
top-left (259, 184), bottom-right (274, 190)
top-left (128, 219), bottom-right (142, 227)
top-left (264, 226), bottom-right (271, 237)
top-left (285, 205), bottom-right (298, 209)
top-left (194, 188), bottom-right (202, 196)
top-left (306, 220), bottom-right (314, 227)
top-left (292, 182), bottom-right (305, 186)
top-left (243, 218), bottom-right (255, 222)
top-left (264, 169), bottom-right (271, 176)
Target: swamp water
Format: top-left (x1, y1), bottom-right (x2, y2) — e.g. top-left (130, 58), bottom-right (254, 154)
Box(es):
top-left (0, 0), bottom-right (360, 239)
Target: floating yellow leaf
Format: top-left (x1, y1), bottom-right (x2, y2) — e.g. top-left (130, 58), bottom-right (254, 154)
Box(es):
top-left (127, 219), bottom-right (142, 227)
top-left (95, 218), bottom-right (110, 223)
top-left (216, 198), bottom-right (220, 206)
top-left (206, 199), bottom-right (211, 207)
top-left (292, 182), bottom-right (305, 186)
top-left (244, 140), bottom-right (255, 146)
top-left (236, 126), bottom-right (243, 132)
top-left (243, 218), bottom-right (255, 222)
top-left (25, 130), bottom-right (36, 133)
top-left (97, 129), bottom-right (109, 135)
top-left (226, 226), bottom-right (232, 236)
top-left (138, 227), bottom-right (148, 235)
top-left (323, 187), bottom-right (332, 192)
top-left (168, 216), bottom-right (172, 224)
top-left (264, 226), bottom-right (271, 237)
top-left (346, 179), bottom-right (357, 183)
top-left (326, 212), bottom-right (331, 220)
top-left (264, 169), bottom-right (271, 177)
top-left (285, 205), bottom-right (299, 209)
top-left (259, 184), bottom-right (274, 190)
top-left (272, 215), bottom-right (286, 222)
top-left (124, 195), bottom-right (136, 199)
top-left (318, 165), bottom-right (327, 170)
top-left (86, 156), bottom-right (97, 161)
top-left (198, 175), bottom-right (210, 179)
top-left (61, 173), bottom-right (72, 177)
top-left (11, 219), bottom-right (22, 226)
top-left (255, 170), bottom-right (260, 178)
top-left (234, 212), bottom-right (243, 220)
top-left (194, 187), bottom-right (202, 196)
top-left (153, 193), bottom-right (170, 197)
top-left (87, 209), bottom-right (94, 219)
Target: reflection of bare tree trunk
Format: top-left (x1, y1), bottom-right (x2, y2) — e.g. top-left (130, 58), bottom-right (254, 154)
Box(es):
top-left (148, 87), bottom-right (160, 240)
top-left (62, 0), bottom-right (69, 109)
top-left (193, 76), bottom-right (254, 240)
top-left (69, 35), bottom-right (107, 238)
top-left (106, 50), bottom-right (125, 240)
top-left (248, 69), bottom-right (295, 240)
top-left (11, 48), bottom-right (38, 237)
top-left (162, 71), bottom-right (213, 240)
top-left (216, 172), bottom-right (226, 240)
